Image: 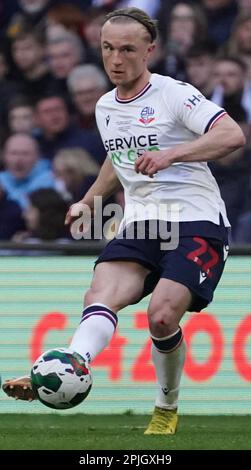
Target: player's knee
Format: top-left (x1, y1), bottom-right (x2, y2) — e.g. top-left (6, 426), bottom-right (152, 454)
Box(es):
top-left (148, 301), bottom-right (178, 336)
top-left (84, 286), bottom-right (125, 312)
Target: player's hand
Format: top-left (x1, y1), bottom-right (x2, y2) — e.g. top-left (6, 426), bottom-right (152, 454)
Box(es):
top-left (135, 150), bottom-right (173, 177)
top-left (64, 202), bottom-right (89, 226)
top-left (65, 201), bottom-right (93, 239)
top-left (64, 202), bottom-right (79, 225)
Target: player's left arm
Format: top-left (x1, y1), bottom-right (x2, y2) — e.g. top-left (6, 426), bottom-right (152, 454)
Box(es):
top-left (135, 114), bottom-right (246, 177)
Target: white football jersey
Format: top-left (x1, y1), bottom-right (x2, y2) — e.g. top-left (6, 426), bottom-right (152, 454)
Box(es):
top-left (95, 73), bottom-right (230, 227)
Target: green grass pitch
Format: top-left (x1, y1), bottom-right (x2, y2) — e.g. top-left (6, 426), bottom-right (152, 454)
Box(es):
top-left (0, 414), bottom-right (250, 450)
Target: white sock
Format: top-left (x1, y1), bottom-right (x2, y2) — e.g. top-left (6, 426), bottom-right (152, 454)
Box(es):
top-left (152, 339), bottom-right (186, 410)
top-left (70, 303), bottom-right (117, 363)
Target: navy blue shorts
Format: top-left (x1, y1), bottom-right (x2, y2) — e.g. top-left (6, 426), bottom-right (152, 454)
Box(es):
top-left (95, 219), bottom-right (229, 312)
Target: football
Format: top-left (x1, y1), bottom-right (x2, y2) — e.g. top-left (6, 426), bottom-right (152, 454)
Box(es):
top-left (31, 348), bottom-right (92, 409)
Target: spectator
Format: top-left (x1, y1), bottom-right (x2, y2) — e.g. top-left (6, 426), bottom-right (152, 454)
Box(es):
top-left (0, 43), bottom-right (22, 143)
top-left (147, 36), bottom-right (166, 75)
top-left (20, 188), bottom-right (69, 241)
top-left (53, 146), bottom-right (121, 236)
top-left (5, 1), bottom-right (92, 46)
top-left (209, 57), bottom-right (251, 238)
top-left (6, 0), bottom-right (52, 38)
top-left (185, 41), bottom-right (218, 99)
top-left (35, 92), bottom-right (106, 164)
top-left (162, 2), bottom-right (208, 80)
top-left (53, 147), bottom-right (99, 202)
top-left (7, 95), bottom-right (36, 135)
top-left (10, 27), bottom-right (56, 101)
top-left (200, 0), bottom-right (239, 47)
top-left (211, 56), bottom-right (251, 123)
top-left (67, 64), bottom-right (108, 130)
top-left (47, 30), bottom-right (85, 80)
top-left (45, 3), bottom-right (87, 39)
top-left (46, 29), bottom-right (86, 105)
top-left (11, 28), bottom-right (46, 78)
top-left (83, 6), bottom-right (112, 68)
top-left (0, 133), bottom-right (55, 209)
top-left (0, 185), bottom-right (25, 240)
top-left (222, 10), bottom-right (251, 80)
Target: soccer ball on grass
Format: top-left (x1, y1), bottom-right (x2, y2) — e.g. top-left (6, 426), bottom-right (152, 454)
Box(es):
top-left (31, 348), bottom-right (92, 409)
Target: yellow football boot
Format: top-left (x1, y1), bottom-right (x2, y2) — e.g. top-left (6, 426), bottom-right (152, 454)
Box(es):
top-left (144, 406), bottom-right (178, 435)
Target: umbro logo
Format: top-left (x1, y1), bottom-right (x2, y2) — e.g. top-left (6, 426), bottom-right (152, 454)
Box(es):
top-left (161, 387), bottom-right (169, 396)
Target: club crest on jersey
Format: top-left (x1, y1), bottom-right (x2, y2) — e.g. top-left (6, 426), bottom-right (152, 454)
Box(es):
top-left (139, 106), bottom-right (155, 125)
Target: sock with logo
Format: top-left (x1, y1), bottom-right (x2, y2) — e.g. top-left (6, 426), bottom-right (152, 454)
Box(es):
top-left (151, 327), bottom-right (186, 410)
top-left (70, 303), bottom-right (118, 363)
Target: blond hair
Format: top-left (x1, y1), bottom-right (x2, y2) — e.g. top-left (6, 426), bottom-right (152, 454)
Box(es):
top-left (53, 147), bottom-right (99, 181)
top-left (103, 7), bottom-right (157, 42)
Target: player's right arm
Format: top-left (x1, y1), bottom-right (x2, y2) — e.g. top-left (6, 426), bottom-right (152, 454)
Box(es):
top-left (65, 157), bottom-right (121, 225)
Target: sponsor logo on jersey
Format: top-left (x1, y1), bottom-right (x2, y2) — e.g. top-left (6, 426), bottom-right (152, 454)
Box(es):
top-left (105, 115), bottom-right (110, 127)
top-left (104, 134), bottom-right (159, 152)
top-left (139, 106), bottom-right (155, 125)
top-left (104, 134), bottom-right (160, 165)
top-left (184, 94), bottom-right (204, 110)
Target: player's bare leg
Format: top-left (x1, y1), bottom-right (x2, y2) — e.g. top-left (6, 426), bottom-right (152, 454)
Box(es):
top-left (69, 261), bottom-right (149, 362)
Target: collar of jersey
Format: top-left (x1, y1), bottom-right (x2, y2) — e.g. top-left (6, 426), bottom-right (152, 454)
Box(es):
top-left (115, 82), bottom-right (152, 103)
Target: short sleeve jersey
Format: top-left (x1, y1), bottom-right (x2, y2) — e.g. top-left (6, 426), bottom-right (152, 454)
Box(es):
top-left (95, 73), bottom-right (230, 227)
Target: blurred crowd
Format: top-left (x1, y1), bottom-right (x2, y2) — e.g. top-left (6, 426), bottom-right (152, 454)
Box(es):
top-left (0, 0), bottom-right (251, 244)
